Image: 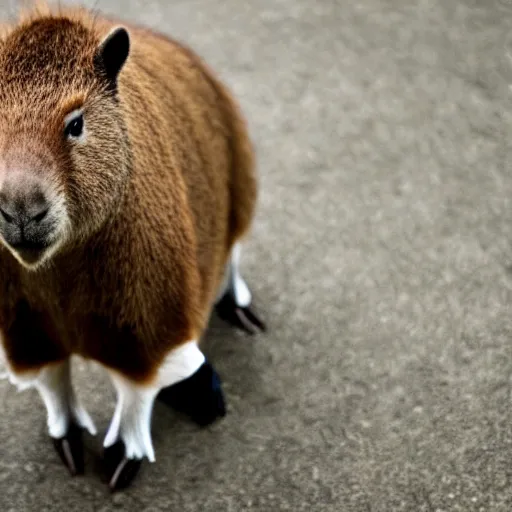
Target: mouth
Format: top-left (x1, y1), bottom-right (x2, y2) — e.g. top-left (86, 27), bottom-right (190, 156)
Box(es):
top-left (9, 240), bottom-right (52, 266)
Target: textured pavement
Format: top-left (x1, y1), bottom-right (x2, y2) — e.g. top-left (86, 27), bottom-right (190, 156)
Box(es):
top-left (1, 0), bottom-right (512, 510)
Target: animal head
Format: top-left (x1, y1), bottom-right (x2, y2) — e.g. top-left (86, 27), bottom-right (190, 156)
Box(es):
top-left (0, 13), bottom-right (131, 269)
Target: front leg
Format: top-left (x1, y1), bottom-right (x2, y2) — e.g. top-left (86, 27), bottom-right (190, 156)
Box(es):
top-left (103, 340), bottom-right (226, 491)
top-left (4, 359), bottom-right (96, 476)
top-left (102, 376), bottom-right (158, 490)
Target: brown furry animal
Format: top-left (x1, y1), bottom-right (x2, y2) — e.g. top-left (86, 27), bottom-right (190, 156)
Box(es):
top-left (0, 2), bottom-right (265, 490)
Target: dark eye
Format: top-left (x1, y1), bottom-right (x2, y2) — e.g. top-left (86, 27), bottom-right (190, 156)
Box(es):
top-left (65, 115), bottom-right (84, 138)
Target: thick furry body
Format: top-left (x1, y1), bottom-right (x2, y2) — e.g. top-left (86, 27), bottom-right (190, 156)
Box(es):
top-left (0, 6), bottom-right (257, 382)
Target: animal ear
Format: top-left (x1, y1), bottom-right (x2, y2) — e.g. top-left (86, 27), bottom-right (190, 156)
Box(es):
top-left (94, 27), bottom-right (130, 89)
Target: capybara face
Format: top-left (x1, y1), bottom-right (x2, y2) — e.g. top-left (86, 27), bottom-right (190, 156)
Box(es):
top-left (0, 16), bottom-right (130, 268)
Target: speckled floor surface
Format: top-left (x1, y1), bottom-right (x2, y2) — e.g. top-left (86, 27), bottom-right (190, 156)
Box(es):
top-left (1, 0), bottom-right (512, 510)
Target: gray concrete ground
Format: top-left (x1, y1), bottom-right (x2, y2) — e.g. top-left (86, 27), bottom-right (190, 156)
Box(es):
top-left (0, 0), bottom-right (511, 510)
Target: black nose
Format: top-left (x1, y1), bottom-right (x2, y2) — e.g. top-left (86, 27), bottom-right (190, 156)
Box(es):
top-left (0, 191), bottom-right (49, 229)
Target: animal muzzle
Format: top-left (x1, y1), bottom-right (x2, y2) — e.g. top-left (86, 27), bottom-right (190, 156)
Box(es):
top-left (0, 178), bottom-right (58, 265)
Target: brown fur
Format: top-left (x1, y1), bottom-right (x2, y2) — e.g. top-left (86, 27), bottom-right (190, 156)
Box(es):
top-left (0, 3), bottom-right (258, 382)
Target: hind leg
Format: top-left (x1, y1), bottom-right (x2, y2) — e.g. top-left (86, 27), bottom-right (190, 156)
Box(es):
top-left (215, 242), bottom-right (266, 334)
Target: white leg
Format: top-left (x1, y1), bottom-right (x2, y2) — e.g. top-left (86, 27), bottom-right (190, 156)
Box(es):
top-left (230, 243), bottom-right (252, 307)
top-left (216, 242), bottom-right (252, 307)
top-left (103, 340), bottom-right (205, 462)
top-left (35, 360), bottom-right (97, 438)
top-left (0, 357), bottom-right (96, 439)
top-left (103, 376), bottom-right (158, 461)
top-left (214, 242), bottom-right (265, 334)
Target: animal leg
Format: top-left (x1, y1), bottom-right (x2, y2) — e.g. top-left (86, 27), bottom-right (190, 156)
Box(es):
top-left (104, 340), bottom-right (225, 491)
top-left (102, 374), bottom-right (157, 491)
top-left (14, 359), bottom-right (96, 476)
top-left (215, 242), bottom-right (266, 334)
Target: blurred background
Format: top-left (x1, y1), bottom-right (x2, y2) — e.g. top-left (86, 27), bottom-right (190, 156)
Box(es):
top-left (1, 0), bottom-right (512, 510)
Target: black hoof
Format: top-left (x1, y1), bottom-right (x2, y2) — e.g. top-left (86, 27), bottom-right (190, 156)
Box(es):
top-left (103, 440), bottom-right (142, 492)
top-left (215, 293), bottom-right (266, 335)
top-left (157, 361), bottom-right (226, 427)
top-left (52, 423), bottom-right (84, 476)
